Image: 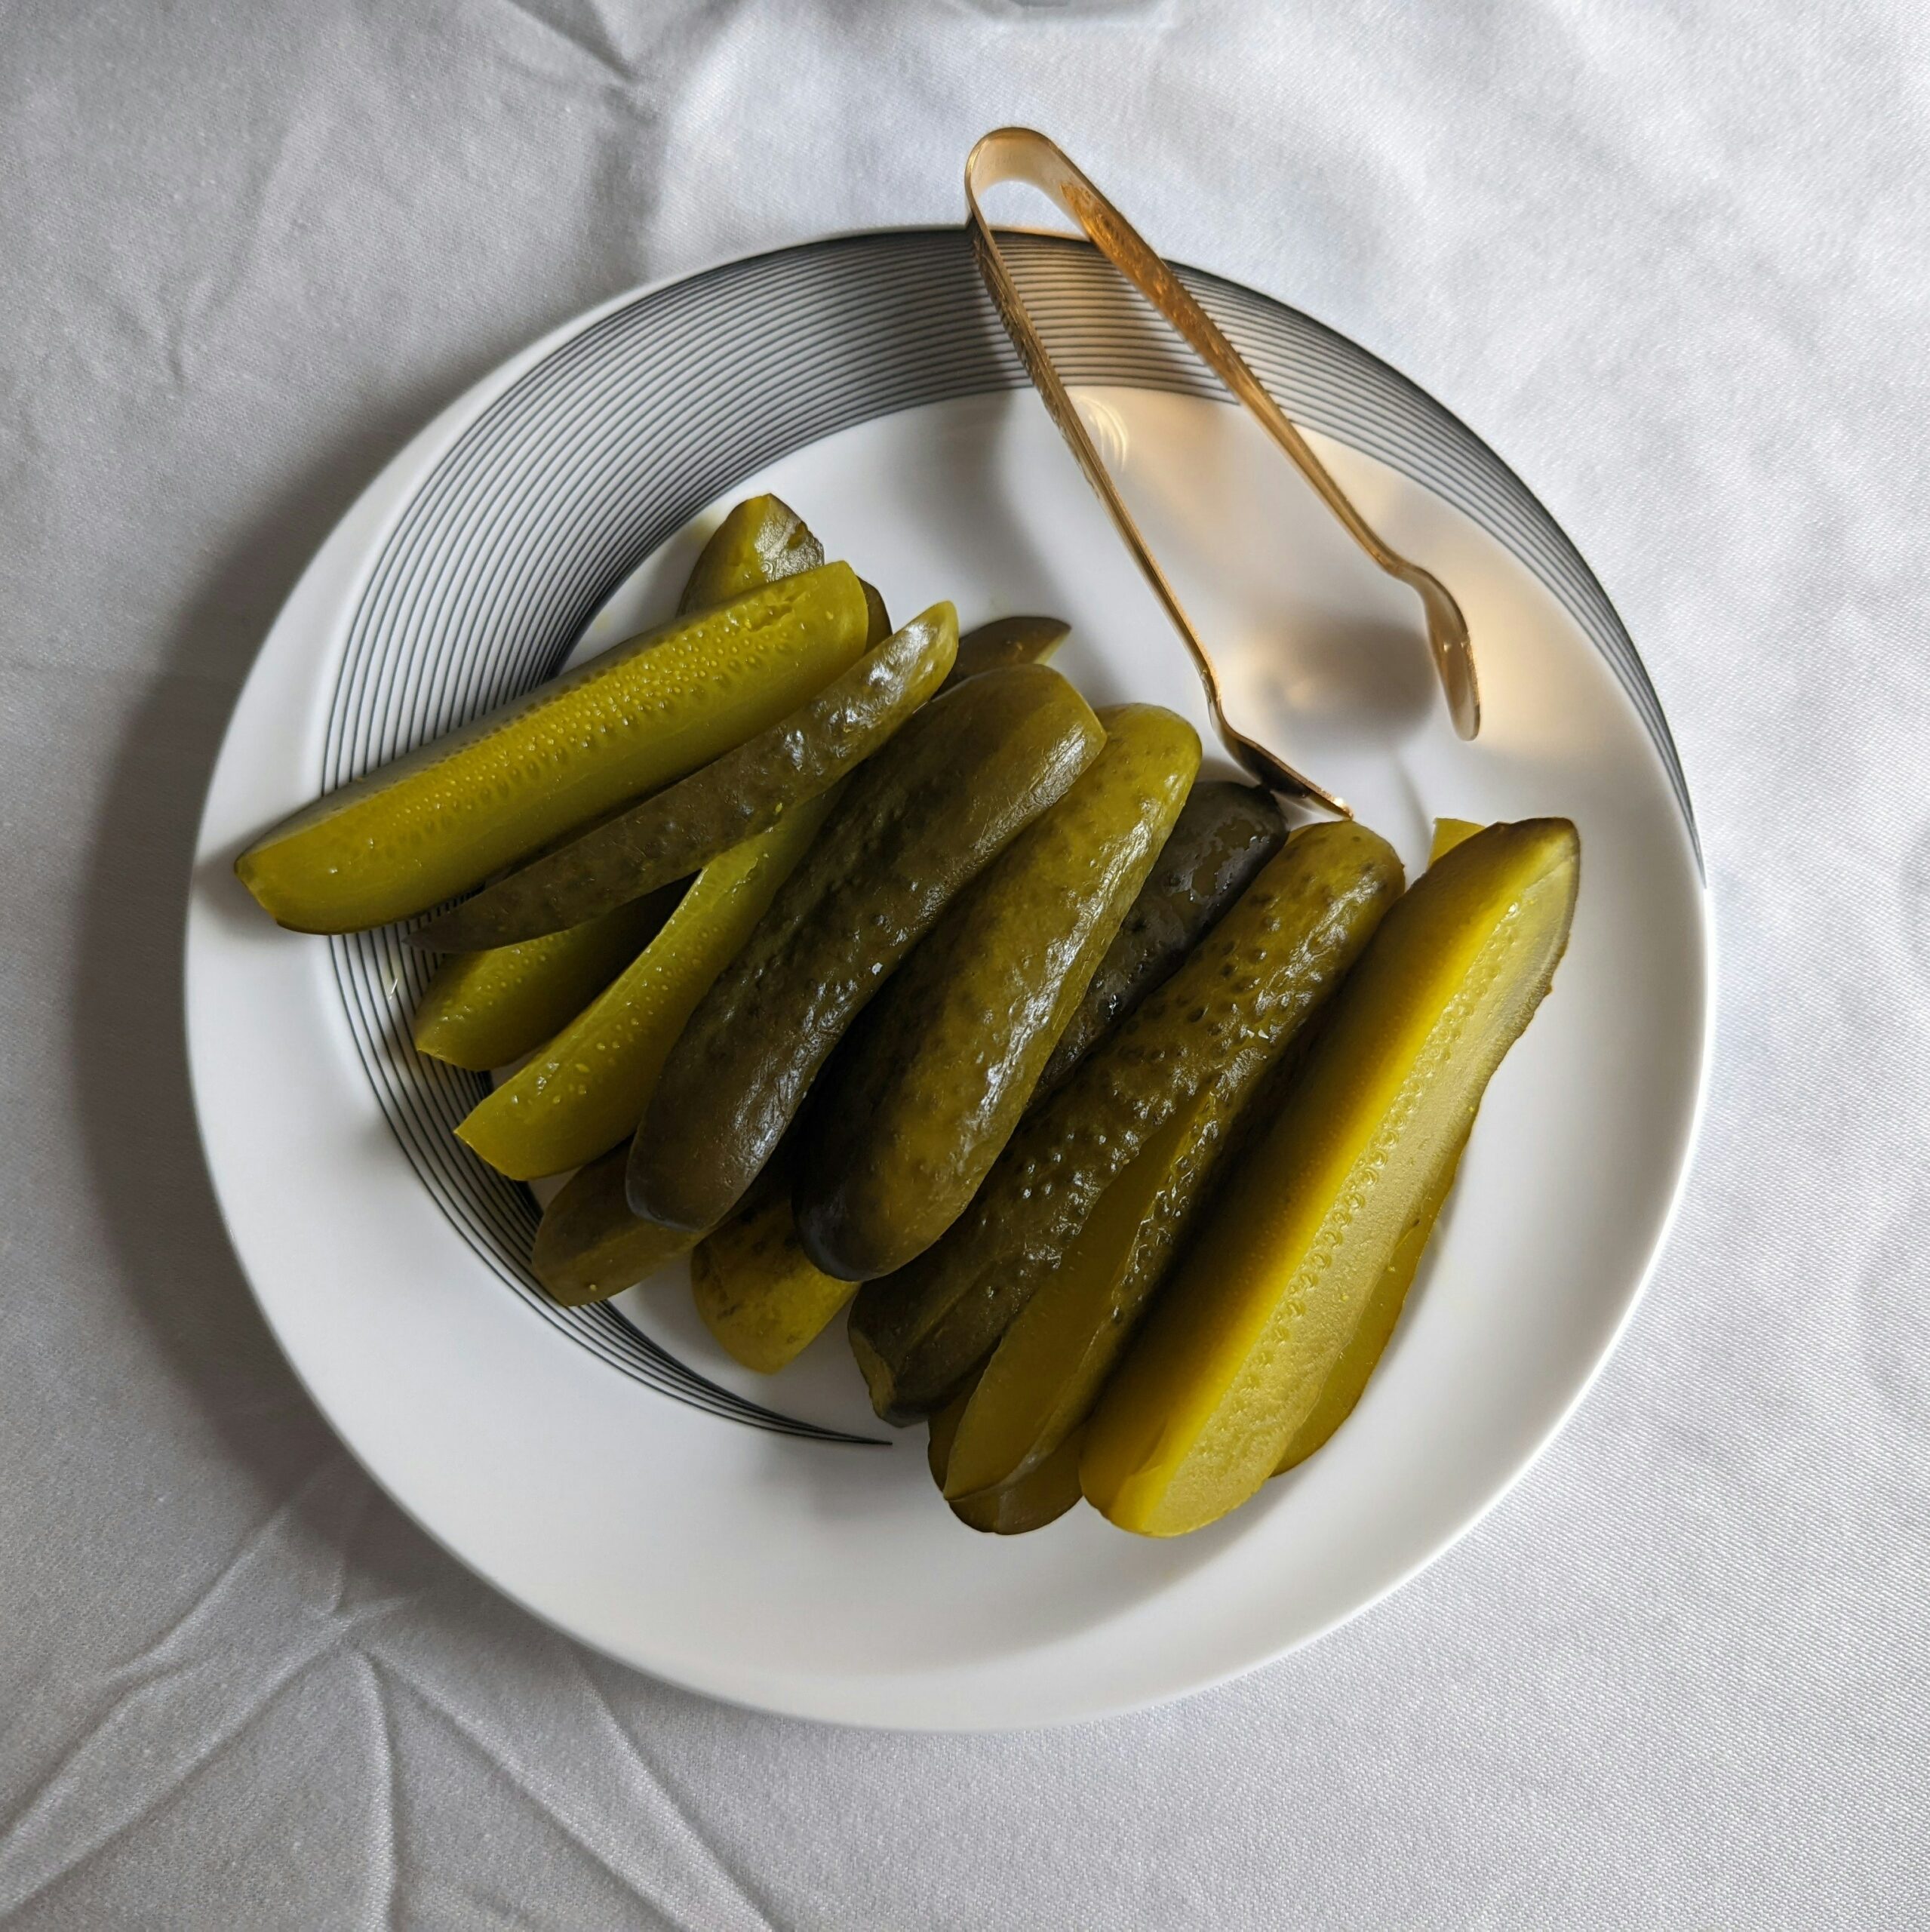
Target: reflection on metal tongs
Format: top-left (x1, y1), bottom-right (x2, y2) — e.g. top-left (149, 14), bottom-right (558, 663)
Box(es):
top-left (965, 128), bottom-right (1481, 819)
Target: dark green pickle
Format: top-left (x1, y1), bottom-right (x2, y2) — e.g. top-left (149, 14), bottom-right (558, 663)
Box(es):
top-left (1034, 780), bottom-right (1287, 1096)
top-left (794, 704), bottom-right (1200, 1281)
top-left (936, 616), bottom-right (1069, 693)
top-left (861, 581), bottom-right (893, 646)
top-left (531, 1145), bottom-right (697, 1306)
top-left (627, 664), bottom-right (1105, 1235)
top-left (847, 821), bottom-right (1406, 1423)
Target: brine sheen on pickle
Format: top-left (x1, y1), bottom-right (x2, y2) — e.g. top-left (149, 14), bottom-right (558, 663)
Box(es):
top-left (677, 494), bottom-right (824, 611)
top-left (1035, 780), bottom-right (1287, 1098)
top-left (413, 607), bottom-right (958, 950)
top-left (236, 563), bottom-right (868, 932)
top-left (848, 821), bottom-right (1406, 1423)
top-left (456, 792), bottom-right (838, 1180)
top-left (411, 887), bottom-right (678, 1072)
top-left (628, 663), bottom-right (1104, 1235)
top-left (795, 703), bottom-right (1200, 1281)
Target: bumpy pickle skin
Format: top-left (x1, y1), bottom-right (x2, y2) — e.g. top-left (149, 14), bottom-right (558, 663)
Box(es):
top-left (1036, 780), bottom-right (1287, 1098)
top-left (676, 494), bottom-right (824, 612)
top-left (627, 664), bottom-right (1105, 1235)
top-left (531, 1144), bottom-right (699, 1306)
top-left (936, 615), bottom-right (1069, 693)
top-left (1081, 818), bottom-right (1581, 1538)
top-left (691, 1192), bottom-right (855, 1373)
top-left (794, 704), bottom-right (1200, 1281)
top-left (848, 820), bottom-right (1406, 1424)
top-left (411, 888), bottom-right (679, 1071)
top-left (927, 1377), bottom-right (1086, 1535)
top-left (235, 563), bottom-right (868, 933)
top-left (942, 1091), bottom-right (1210, 1500)
top-left (454, 789), bottom-right (839, 1180)
top-left (411, 608), bottom-right (958, 951)
top-left (518, 503), bottom-right (834, 1297)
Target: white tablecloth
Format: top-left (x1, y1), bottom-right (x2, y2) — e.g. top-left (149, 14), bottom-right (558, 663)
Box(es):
top-left (3, 2), bottom-right (1925, 1924)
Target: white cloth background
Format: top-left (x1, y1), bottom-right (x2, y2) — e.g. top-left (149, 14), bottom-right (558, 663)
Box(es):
top-left (2, 2), bottom-right (1925, 1925)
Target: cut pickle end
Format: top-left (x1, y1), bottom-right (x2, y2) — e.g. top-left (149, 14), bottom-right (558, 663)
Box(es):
top-left (1081, 818), bottom-right (1581, 1538)
top-left (928, 1378), bottom-right (1086, 1536)
top-left (1430, 817), bottom-right (1483, 862)
top-left (532, 1146), bottom-right (698, 1306)
top-left (938, 615), bottom-right (1069, 692)
top-left (692, 1192), bottom-right (855, 1374)
top-left (677, 494), bottom-right (824, 613)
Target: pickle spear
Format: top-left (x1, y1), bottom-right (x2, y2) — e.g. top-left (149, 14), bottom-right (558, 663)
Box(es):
top-left (691, 1192), bottom-right (854, 1373)
top-left (236, 564), bottom-right (868, 933)
top-left (937, 615), bottom-right (1068, 692)
top-left (795, 703), bottom-right (1200, 1281)
top-left (411, 608), bottom-right (959, 951)
top-left (1082, 818), bottom-right (1581, 1537)
top-left (849, 821), bottom-right (1405, 1423)
top-left (928, 1375), bottom-right (1085, 1536)
top-left (628, 664), bottom-right (1105, 1235)
top-left (676, 494), bottom-right (823, 612)
top-left (411, 887), bottom-right (679, 1071)
top-left (455, 789), bottom-right (839, 1180)
top-left (941, 1085), bottom-right (1214, 1500)
top-left (675, 489), bottom-right (889, 641)
top-left (531, 1144), bottom-right (699, 1305)
top-left (1036, 780), bottom-right (1287, 1097)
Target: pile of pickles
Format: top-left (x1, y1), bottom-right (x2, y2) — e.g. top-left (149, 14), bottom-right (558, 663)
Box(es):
top-left (238, 496), bottom-right (1580, 1541)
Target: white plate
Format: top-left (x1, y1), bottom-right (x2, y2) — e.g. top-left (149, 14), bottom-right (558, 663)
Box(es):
top-left (187, 230), bottom-right (1711, 1729)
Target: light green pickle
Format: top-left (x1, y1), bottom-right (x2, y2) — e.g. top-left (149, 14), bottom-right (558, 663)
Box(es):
top-left (238, 563), bottom-right (869, 932)
top-left (410, 608), bottom-right (957, 951)
top-left (456, 789), bottom-right (837, 1180)
top-left (412, 887), bottom-right (679, 1072)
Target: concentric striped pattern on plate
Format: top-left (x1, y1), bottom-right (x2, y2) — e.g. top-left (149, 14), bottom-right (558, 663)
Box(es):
top-left (321, 228), bottom-right (1694, 1435)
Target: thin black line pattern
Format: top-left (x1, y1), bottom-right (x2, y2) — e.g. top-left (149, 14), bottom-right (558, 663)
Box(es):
top-left (321, 228), bottom-right (1698, 1435)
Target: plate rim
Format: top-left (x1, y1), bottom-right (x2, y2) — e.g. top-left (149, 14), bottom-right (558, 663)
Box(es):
top-left (184, 225), bottom-right (1716, 1729)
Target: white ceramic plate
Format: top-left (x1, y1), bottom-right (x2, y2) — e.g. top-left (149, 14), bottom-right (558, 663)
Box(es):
top-left (187, 230), bottom-right (1711, 1729)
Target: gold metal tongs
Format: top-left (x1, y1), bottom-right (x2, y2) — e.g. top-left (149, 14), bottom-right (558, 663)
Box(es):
top-left (965, 128), bottom-right (1481, 817)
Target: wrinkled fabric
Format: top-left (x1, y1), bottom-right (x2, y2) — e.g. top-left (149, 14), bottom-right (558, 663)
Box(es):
top-left (2, 1), bottom-right (1926, 1925)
